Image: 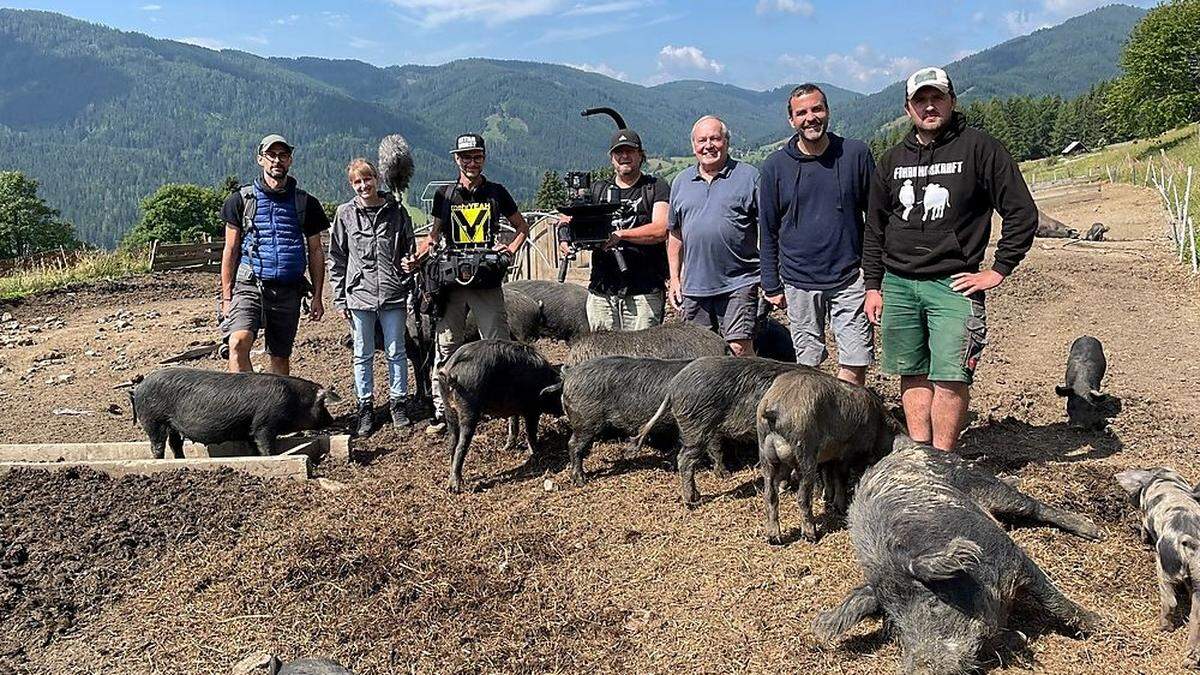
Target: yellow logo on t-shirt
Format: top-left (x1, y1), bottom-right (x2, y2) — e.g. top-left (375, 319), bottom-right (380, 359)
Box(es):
top-left (451, 203), bottom-right (491, 245)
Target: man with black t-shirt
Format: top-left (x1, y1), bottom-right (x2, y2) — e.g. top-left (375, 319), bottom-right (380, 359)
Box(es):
top-left (575, 129), bottom-right (670, 330)
top-left (219, 134), bottom-right (330, 376)
top-left (417, 133), bottom-right (530, 433)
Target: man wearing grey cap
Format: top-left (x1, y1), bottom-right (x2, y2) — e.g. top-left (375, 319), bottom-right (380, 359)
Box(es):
top-left (862, 67), bottom-right (1037, 452)
top-left (219, 134), bottom-right (330, 375)
top-left (569, 128), bottom-right (670, 330)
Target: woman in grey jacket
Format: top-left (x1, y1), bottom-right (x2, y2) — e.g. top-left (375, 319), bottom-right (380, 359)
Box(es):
top-left (328, 158), bottom-right (417, 435)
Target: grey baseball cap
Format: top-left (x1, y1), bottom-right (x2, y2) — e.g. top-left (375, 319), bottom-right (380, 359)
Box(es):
top-left (258, 134), bottom-right (294, 154)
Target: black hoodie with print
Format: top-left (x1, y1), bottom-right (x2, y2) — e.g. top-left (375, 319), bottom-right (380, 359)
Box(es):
top-left (862, 112), bottom-right (1037, 290)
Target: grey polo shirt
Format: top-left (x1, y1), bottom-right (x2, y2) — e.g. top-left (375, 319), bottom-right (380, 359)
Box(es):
top-left (668, 158), bottom-right (761, 297)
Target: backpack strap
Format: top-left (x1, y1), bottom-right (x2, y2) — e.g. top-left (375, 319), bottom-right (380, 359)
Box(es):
top-left (239, 184), bottom-right (257, 230)
top-left (294, 187), bottom-right (308, 231)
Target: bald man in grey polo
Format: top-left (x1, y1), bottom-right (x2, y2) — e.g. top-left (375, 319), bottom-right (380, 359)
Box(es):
top-left (668, 158), bottom-right (761, 348)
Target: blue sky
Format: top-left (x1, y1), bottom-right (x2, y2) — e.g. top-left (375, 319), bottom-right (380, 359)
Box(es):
top-left (3, 0), bottom-right (1156, 93)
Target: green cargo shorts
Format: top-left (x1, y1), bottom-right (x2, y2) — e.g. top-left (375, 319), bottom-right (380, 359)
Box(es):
top-left (880, 272), bottom-right (987, 384)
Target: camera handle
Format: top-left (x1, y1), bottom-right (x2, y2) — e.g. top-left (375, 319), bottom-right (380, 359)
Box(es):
top-left (612, 247), bottom-right (628, 274)
top-left (557, 248), bottom-right (575, 283)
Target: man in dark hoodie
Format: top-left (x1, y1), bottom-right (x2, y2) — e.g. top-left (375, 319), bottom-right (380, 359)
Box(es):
top-left (862, 67), bottom-right (1037, 451)
top-left (759, 83), bottom-right (875, 385)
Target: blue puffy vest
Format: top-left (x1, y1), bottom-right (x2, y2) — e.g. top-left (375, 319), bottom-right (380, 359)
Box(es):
top-left (239, 180), bottom-right (308, 283)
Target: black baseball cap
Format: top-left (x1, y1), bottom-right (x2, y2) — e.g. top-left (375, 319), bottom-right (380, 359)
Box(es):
top-left (609, 129), bottom-right (643, 153)
top-left (451, 133), bottom-right (486, 154)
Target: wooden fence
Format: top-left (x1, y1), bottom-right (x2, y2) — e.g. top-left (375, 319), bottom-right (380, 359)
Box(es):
top-left (148, 240), bottom-right (223, 272)
top-left (0, 247), bottom-right (89, 277)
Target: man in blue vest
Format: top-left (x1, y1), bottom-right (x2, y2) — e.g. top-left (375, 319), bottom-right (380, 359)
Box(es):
top-left (220, 134), bottom-right (330, 375)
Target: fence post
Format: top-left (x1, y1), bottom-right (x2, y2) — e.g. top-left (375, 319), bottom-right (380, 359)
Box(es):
top-left (148, 240), bottom-right (159, 271)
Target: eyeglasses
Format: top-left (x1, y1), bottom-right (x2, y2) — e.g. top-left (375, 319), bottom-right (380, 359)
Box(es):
top-left (261, 151), bottom-right (292, 162)
top-left (457, 154), bottom-right (485, 164)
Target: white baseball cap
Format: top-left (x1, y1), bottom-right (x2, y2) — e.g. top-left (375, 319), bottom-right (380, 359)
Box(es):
top-left (905, 67), bottom-right (954, 99)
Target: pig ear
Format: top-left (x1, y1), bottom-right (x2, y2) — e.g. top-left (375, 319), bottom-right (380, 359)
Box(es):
top-left (1054, 385), bottom-right (1072, 397)
top-left (319, 386), bottom-right (342, 404)
top-left (1086, 390), bottom-right (1110, 405)
top-left (1115, 469), bottom-right (1153, 496)
top-left (538, 382), bottom-right (563, 407)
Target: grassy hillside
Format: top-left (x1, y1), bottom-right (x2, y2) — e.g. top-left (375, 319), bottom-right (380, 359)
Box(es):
top-left (835, 4), bottom-right (1145, 139)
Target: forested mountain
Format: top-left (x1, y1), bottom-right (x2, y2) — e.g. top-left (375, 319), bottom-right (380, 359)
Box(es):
top-left (0, 6), bottom-right (1141, 247)
top-left (834, 4), bottom-right (1146, 138)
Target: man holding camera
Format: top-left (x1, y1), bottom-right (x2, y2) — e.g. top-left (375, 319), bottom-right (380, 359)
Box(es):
top-left (576, 129), bottom-right (670, 331)
top-left (417, 133), bottom-right (530, 434)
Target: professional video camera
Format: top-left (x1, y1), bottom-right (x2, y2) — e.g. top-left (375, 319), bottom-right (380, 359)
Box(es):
top-left (556, 107), bottom-right (633, 283)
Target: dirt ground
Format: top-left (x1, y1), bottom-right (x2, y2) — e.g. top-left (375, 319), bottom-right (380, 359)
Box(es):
top-left (1, 182), bottom-right (1197, 673)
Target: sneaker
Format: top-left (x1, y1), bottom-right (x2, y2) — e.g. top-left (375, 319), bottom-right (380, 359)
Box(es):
top-left (425, 416), bottom-right (447, 436)
top-left (390, 398), bottom-right (412, 427)
top-left (354, 399), bottom-right (374, 437)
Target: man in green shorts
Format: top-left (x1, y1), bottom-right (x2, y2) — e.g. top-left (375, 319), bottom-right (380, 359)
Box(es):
top-left (862, 67), bottom-right (1037, 451)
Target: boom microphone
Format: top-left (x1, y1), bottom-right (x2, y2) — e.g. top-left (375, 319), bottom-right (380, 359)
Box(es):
top-left (378, 134), bottom-right (415, 194)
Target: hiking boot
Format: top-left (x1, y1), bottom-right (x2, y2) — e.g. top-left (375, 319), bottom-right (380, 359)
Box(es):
top-left (354, 398), bottom-right (374, 437)
top-left (390, 398), bottom-right (411, 427)
top-left (425, 415), bottom-right (447, 436)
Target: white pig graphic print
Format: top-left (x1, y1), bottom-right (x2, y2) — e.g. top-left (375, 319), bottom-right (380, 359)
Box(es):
top-left (921, 183), bottom-right (950, 222)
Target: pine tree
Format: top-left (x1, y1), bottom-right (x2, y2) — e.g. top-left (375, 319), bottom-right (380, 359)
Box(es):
top-left (533, 170), bottom-right (568, 211)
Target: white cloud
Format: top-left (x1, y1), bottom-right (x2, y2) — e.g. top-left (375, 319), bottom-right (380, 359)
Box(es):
top-left (564, 61), bottom-right (629, 81)
top-left (563, 1), bottom-right (641, 16)
top-left (242, 34), bottom-right (269, 46)
top-left (778, 45), bottom-right (919, 91)
top-left (658, 44), bottom-right (724, 75)
top-left (273, 14), bottom-right (301, 25)
top-left (140, 4), bottom-right (162, 10)
top-left (1002, 10), bottom-right (1051, 36)
top-left (534, 23), bottom-right (625, 44)
top-left (385, 0), bottom-right (561, 27)
top-left (177, 36), bottom-right (225, 50)
top-left (349, 36), bottom-right (381, 50)
top-left (755, 0), bottom-right (814, 16)
top-left (1041, 0), bottom-right (1109, 13)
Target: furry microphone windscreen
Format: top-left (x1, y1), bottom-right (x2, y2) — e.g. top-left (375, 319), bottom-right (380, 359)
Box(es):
top-left (379, 134), bottom-right (414, 194)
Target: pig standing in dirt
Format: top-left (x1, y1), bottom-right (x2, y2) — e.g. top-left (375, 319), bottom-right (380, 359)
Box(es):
top-left (1055, 335), bottom-right (1116, 430)
top-left (505, 279), bottom-right (591, 342)
top-left (814, 444), bottom-right (1103, 674)
top-left (1084, 222), bottom-right (1109, 241)
top-left (562, 355), bottom-right (694, 486)
top-left (756, 369), bottom-right (904, 543)
top-left (1115, 467), bottom-right (1200, 668)
top-left (132, 368), bottom-right (336, 458)
top-left (438, 339), bottom-right (563, 493)
top-left (636, 356), bottom-right (810, 505)
top-left (567, 321), bottom-right (727, 366)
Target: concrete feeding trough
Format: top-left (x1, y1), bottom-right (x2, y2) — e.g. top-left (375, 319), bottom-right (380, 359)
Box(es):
top-left (0, 434), bottom-right (350, 481)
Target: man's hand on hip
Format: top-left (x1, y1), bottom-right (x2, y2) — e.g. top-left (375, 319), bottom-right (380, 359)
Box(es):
top-left (864, 289), bottom-right (883, 325)
top-left (950, 269), bottom-right (1005, 296)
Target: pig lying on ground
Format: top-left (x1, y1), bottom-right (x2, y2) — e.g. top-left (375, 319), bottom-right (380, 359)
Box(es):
top-left (814, 444), bottom-right (1103, 674)
top-left (1116, 467), bottom-right (1200, 669)
top-left (1084, 222), bottom-right (1109, 241)
top-left (132, 368), bottom-right (336, 458)
top-left (561, 356), bottom-right (694, 486)
top-left (757, 369), bottom-right (905, 543)
top-left (566, 321), bottom-right (727, 365)
top-left (1035, 210), bottom-right (1079, 239)
top-left (1055, 335), bottom-right (1117, 430)
top-left (438, 339), bottom-right (563, 493)
top-left (505, 279), bottom-right (590, 342)
top-left (270, 657), bottom-right (353, 675)
top-left (636, 356), bottom-right (810, 505)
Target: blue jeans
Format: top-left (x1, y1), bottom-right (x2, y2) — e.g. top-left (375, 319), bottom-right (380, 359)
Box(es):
top-left (349, 307), bottom-right (408, 402)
